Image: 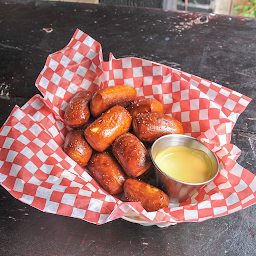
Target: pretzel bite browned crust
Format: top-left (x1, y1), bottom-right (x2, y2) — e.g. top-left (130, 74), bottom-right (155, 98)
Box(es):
top-left (124, 179), bottom-right (169, 212)
top-left (64, 129), bottom-right (93, 166)
top-left (84, 105), bottom-right (132, 152)
top-left (127, 98), bottom-right (165, 118)
top-left (112, 133), bottom-right (152, 178)
top-left (87, 151), bottom-right (127, 195)
top-left (132, 113), bottom-right (184, 143)
top-left (90, 85), bottom-right (137, 117)
top-left (64, 90), bottom-right (94, 128)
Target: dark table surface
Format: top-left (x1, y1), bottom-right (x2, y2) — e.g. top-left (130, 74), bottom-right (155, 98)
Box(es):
top-left (1, 1), bottom-right (256, 255)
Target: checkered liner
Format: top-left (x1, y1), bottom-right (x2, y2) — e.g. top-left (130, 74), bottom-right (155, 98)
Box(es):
top-left (0, 29), bottom-right (255, 225)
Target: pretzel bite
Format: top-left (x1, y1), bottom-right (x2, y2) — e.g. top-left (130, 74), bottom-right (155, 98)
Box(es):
top-left (90, 85), bottom-right (137, 117)
top-left (112, 133), bottom-right (152, 178)
top-left (87, 151), bottom-right (127, 195)
top-left (84, 105), bottom-right (132, 152)
top-left (127, 98), bottom-right (165, 118)
top-left (64, 90), bottom-right (94, 128)
top-left (124, 179), bottom-right (169, 212)
top-left (64, 129), bottom-right (93, 166)
top-left (132, 113), bottom-right (184, 143)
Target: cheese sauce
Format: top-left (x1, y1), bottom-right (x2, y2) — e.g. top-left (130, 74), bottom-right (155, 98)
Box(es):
top-left (155, 146), bottom-right (211, 183)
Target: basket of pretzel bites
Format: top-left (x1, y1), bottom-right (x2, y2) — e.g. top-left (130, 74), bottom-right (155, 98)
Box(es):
top-left (63, 85), bottom-right (184, 212)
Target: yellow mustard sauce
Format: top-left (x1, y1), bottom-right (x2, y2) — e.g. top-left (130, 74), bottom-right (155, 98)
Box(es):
top-left (155, 146), bottom-right (211, 183)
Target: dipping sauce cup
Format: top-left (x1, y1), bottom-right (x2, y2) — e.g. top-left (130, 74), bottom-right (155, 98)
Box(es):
top-left (151, 134), bottom-right (220, 204)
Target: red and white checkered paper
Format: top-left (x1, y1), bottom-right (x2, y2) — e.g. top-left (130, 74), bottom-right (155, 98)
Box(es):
top-left (0, 29), bottom-right (255, 225)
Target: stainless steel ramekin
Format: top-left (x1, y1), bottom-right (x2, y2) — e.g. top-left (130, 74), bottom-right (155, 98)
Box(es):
top-left (151, 134), bottom-right (219, 204)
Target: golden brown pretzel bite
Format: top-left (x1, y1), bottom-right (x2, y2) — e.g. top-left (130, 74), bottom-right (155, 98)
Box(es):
top-left (87, 151), bottom-right (127, 195)
top-left (112, 133), bottom-right (152, 178)
top-left (64, 129), bottom-right (93, 166)
top-left (90, 85), bottom-right (137, 117)
top-left (84, 105), bottom-right (132, 152)
top-left (64, 90), bottom-right (94, 128)
top-left (124, 179), bottom-right (169, 212)
top-left (132, 113), bottom-right (184, 143)
top-left (127, 98), bottom-right (165, 118)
